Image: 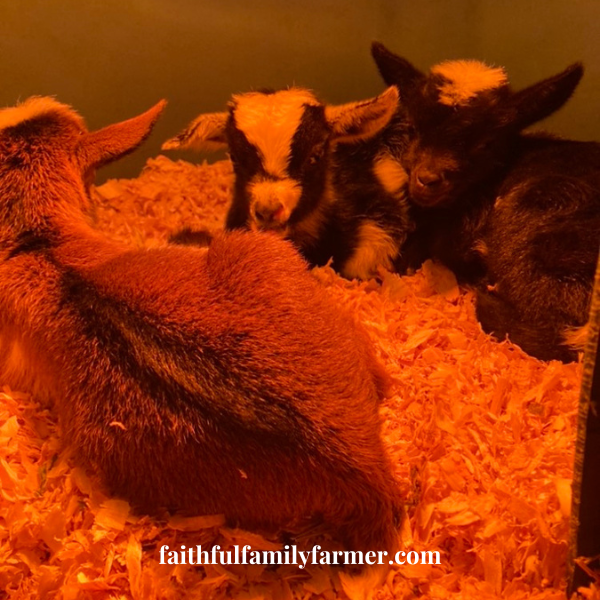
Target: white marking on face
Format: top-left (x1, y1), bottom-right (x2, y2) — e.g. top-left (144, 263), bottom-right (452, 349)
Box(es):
top-left (232, 89), bottom-right (320, 178)
top-left (0, 96), bottom-right (83, 132)
top-left (247, 178), bottom-right (302, 230)
top-left (373, 153), bottom-right (408, 196)
top-left (343, 220), bottom-right (398, 280)
top-left (431, 60), bottom-right (507, 106)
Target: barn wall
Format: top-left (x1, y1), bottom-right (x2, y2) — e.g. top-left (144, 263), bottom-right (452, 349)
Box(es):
top-left (1, 0), bottom-right (598, 181)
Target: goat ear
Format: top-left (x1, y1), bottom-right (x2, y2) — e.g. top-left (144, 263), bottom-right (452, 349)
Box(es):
top-left (162, 112), bottom-right (229, 151)
top-left (507, 63), bottom-right (584, 130)
top-left (371, 42), bottom-right (424, 88)
top-left (325, 86), bottom-right (399, 144)
top-left (77, 100), bottom-right (166, 170)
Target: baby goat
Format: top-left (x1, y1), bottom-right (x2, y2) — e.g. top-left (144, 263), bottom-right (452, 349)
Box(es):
top-left (0, 97), bottom-right (401, 553)
top-left (162, 87), bottom-right (412, 280)
top-left (371, 42), bottom-right (600, 362)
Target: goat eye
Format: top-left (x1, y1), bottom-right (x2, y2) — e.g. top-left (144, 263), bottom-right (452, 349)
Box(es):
top-left (400, 120), bottom-right (416, 137)
top-left (476, 139), bottom-right (494, 152)
top-left (309, 151), bottom-right (323, 166)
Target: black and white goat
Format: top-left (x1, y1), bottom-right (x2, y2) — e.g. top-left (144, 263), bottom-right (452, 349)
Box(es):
top-left (371, 42), bottom-right (600, 362)
top-left (163, 87), bottom-right (412, 280)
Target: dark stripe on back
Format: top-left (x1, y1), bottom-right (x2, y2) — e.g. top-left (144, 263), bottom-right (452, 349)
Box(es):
top-left (58, 266), bottom-right (314, 449)
top-left (7, 231), bottom-right (54, 260)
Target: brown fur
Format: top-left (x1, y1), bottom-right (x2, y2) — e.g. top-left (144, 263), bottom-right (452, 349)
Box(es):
top-left (0, 98), bottom-right (400, 553)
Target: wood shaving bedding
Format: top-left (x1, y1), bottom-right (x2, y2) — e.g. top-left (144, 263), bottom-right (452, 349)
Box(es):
top-left (0, 156), bottom-right (590, 599)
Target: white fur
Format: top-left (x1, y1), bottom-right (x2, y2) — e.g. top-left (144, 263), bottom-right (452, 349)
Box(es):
top-left (431, 60), bottom-right (507, 106)
top-left (343, 221), bottom-right (398, 280)
top-left (248, 178), bottom-right (302, 228)
top-left (0, 96), bottom-right (82, 132)
top-left (232, 89), bottom-right (320, 178)
top-left (373, 154), bottom-right (408, 196)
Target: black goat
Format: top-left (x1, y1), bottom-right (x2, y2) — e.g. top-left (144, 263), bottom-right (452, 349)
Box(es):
top-left (371, 42), bottom-right (600, 361)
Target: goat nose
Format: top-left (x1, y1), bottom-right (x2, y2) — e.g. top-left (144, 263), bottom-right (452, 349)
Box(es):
top-left (415, 171), bottom-right (442, 188)
top-left (253, 200), bottom-right (285, 226)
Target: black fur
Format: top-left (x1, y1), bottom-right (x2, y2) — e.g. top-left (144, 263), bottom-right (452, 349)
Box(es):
top-left (372, 43), bottom-right (598, 361)
top-left (168, 227), bottom-right (213, 247)
top-left (6, 230), bottom-right (54, 259)
top-left (223, 91), bottom-right (411, 279)
top-left (331, 121), bottom-right (414, 272)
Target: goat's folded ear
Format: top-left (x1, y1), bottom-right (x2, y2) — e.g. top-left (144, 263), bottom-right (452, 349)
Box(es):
top-left (325, 86), bottom-right (399, 144)
top-left (162, 112), bottom-right (229, 151)
top-left (507, 62), bottom-right (584, 130)
top-left (77, 100), bottom-right (166, 170)
top-left (371, 42), bottom-right (424, 88)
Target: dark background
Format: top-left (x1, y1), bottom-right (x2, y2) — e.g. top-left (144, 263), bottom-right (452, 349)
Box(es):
top-left (1, 0), bottom-right (598, 182)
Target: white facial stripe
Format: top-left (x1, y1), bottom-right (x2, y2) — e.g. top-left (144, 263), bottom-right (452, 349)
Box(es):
top-left (373, 154), bottom-right (408, 196)
top-left (232, 89), bottom-right (320, 178)
top-left (248, 178), bottom-right (302, 224)
top-left (343, 220), bottom-right (398, 280)
top-left (0, 96), bottom-right (83, 132)
top-left (431, 60), bottom-right (507, 106)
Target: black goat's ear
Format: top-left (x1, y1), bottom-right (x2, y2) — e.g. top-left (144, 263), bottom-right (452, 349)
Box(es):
top-left (371, 42), bottom-right (424, 88)
top-left (325, 86), bottom-right (399, 144)
top-left (508, 62), bottom-right (584, 130)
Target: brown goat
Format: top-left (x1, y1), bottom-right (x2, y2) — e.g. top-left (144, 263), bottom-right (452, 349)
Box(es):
top-left (0, 97), bottom-right (401, 554)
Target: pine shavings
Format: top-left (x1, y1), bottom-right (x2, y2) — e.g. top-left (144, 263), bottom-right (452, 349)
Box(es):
top-left (95, 499), bottom-right (131, 531)
top-left (0, 156), bottom-right (589, 599)
top-left (91, 155), bottom-right (234, 247)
